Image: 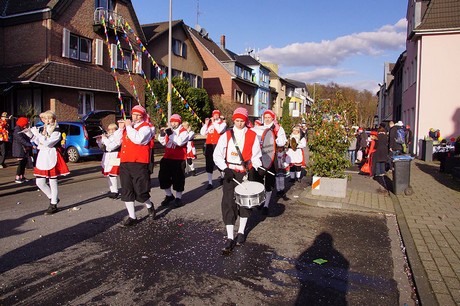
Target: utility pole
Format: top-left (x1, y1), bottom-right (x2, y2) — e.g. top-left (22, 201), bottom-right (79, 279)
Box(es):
top-left (167, 0), bottom-right (172, 123)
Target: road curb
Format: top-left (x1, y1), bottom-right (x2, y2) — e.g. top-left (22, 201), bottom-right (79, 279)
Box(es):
top-left (390, 191), bottom-right (439, 306)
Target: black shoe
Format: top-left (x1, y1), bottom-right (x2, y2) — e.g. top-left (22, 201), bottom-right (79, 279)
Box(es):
top-left (160, 195), bottom-right (175, 206)
top-left (222, 239), bottom-right (235, 255)
top-left (191, 170), bottom-right (197, 176)
top-left (261, 206), bottom-right (269, 216)
top-left (44, 204), bottom-right (58, 215)
top-left (205, 184), bottom-right (213, 190)
top-left (220, 178), bottom-right (224, 186)
top-left (236, 233), bottom-right (246, 246)
top-left (108, 192), bottom-right (119, 199)
top-left (120, 217), bottom-right (138, 227)
top-left (289, 178), bottom-right (295, 183)
top-left (174, 198), bottom-right (183, 208)
top-left (147, 206), bottom-right (156, 219)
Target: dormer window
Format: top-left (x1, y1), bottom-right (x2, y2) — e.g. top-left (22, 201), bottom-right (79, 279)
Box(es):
top-left (172, 39), bottom-right (187, 58)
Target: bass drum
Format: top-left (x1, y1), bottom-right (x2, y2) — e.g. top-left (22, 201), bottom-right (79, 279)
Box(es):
top-left (260, 129), bottom-right (276, 169)
top-left (234, 181), bottom-right (265, 209)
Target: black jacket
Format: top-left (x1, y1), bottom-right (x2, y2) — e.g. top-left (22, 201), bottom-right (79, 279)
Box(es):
top-left (12, 125), bottom-right (32, 158)
top-left (388, 126), bottom-right (403, 152)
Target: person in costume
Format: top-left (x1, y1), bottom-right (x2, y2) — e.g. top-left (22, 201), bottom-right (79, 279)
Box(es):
top-left (158, 114), bottom-right (189, 208)
top-left (253, 109), bottom-right (287, 215)
top-left (114, 105), bottom-right (155, 227)
top-left (200, 110), bottom-right (226, 190)
top-left (12, 117), bottom-right (33, 183)
top-left (286, 137), bottom-right (306, 182)
top-left (213, 107), bottom-right (263, 255)
top-left (96, 123), bottom-right (121, 199)
top-left (28, 110), bottom-right (70, 215)
top-left (275, 145), bottom-right (290, 198)
top-left (182, 121), bottom-right (197, 176)
top-left (0, 112), bottom-right (12, 168)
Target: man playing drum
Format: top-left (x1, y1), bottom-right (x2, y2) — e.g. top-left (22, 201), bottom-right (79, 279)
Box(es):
top-left (200, 110), bottom-right (226, 190)
top-left (253, 110), bottom-right (287, 215)
top-left (213, 107), bottom-right (263, 255)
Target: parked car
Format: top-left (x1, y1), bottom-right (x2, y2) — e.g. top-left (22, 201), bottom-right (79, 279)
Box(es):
top-left (58, 110), bottom-right (116, 162)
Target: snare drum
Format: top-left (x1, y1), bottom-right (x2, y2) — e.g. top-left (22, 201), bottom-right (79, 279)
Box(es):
top-left (234, 181), bottom-right (265, 208)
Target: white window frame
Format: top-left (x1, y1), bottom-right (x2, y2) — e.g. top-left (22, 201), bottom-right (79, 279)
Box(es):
top-left (62, 28), bottom-right (92, 63)
top-left (95, 39), bottom-right (104, 65)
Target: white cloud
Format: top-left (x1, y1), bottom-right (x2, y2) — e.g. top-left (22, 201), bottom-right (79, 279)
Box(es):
top-left (284, 68), bottom-right (354, 83)
top-left (258, 19), bottom-right (407, 68)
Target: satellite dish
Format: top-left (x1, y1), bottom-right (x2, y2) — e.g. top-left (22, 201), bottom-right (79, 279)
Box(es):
top-left (200, 27), bottom-right (208, 37)
top-left (195, 24), bottom-right (202, 32)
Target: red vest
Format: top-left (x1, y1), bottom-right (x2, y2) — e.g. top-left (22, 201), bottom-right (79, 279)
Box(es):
top-left (119, 122), bottom-right (151, 164)
top-left (225, 129), bottom-right (257, 170)
top-left (163, 127), bottom-right (187, 160)
top-left (205, 120), bottom-right (223, 144)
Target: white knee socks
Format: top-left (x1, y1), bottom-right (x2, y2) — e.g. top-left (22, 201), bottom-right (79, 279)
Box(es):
top-left (207, 172), bottom-right (213, 184)
top-left (264, 191), bottom-right (272, 208)
top-left (226, 225), bottom-right (234, 240)
top-left (238, 217), bottom-right (248, 234)
top-left (36, 177), bottom-right (58, 204)
top-left (36, 177), bottom-right (51, 199)
top-left (125, 201), bottom-right (136, 219)
top-left (108, 176), bottom-right (118, 193)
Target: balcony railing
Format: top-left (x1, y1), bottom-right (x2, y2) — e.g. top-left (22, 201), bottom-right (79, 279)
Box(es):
top-left (94, 8), bottom-right (125, 29)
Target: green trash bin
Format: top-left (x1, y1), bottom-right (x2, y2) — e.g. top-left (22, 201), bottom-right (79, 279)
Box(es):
top-left (392, 156), bottom-right (413, 195)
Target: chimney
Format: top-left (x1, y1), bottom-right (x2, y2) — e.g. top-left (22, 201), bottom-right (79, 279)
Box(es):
top-left (220, 35), bottom-right (226, 49)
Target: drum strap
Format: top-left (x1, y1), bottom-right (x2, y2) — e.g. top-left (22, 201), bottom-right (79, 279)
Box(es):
top-left (230, 129), bottom-right (249, 173)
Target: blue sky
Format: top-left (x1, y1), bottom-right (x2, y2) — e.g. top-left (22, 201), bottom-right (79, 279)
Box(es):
top-left (132, 0), bottom-right (408, 93)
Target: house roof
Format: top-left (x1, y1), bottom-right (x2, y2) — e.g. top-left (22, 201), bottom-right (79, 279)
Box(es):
top-left (416, 0), bottom-right (460, 31)
top-left (0, 62), bottom-right (123, 94)
top-left (188, 26), bottom-right (233, 62)
top-left (142, 20), bottom-right (183, 43)
top-left (284, 78), bottom-right (306, 89)
top-left (0, 0), bottom-right (56, 16)
top-left (141, 20), bottom-right (207, 70)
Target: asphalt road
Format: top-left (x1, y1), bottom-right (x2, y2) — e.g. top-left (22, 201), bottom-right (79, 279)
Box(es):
top-left (0, 158), bottom-right (415, 305)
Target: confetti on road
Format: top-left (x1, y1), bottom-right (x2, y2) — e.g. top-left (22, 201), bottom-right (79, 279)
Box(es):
top-left (313, 258), bottom-right (328, 265)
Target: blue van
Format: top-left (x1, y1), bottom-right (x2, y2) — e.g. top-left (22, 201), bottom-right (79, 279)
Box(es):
top-left (58, 110), bottom-right (116, 162)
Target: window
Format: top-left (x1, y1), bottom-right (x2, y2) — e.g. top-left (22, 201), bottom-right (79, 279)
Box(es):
top-left (246, 94), bottom-right (253, 105)
top-left (113, 46), bottom-right (132, 71)
top-left (235, 90), bottom-right (243, 104)
top-left (95, 0), bottom-right (114, 10)
top-left (63, 29), bottom-right (92, 62)
top-left (78, 92), bottom-right (94, 115)
top-left (235, 66), bottom-right (243, 77)
top-left (172, 39), bottom-right (187, 58)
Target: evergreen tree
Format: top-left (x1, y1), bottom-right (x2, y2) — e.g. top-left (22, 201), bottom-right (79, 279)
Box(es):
top-left (280, 97), bottom-right (292, 136)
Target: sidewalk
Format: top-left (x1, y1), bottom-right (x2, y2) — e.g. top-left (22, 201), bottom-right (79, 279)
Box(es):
top-left (298, 160), bottom-right (460, 306)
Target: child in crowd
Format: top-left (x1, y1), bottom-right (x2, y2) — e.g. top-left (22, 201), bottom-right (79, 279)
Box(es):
top-left (96, 123), bottom-right (121, 198)
top-left (28, 110), bottom-right (70, 215)
top-left (275, 145), bottom-right (290, 197)
top-left (286, 137), bottom-right (305, 182)
top-left (182, 121), bottom-right (197, 176)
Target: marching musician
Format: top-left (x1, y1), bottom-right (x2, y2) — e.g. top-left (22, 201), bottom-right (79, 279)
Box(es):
top-left (254, 110), bottom-right (287, 215)
top-left (213, 107), bottom-right (263, 255)
top-left (158, 114), bottom-right (189, 208)
top-left (200, 110), bottom-right (226, 190)
top-left (115, 105), bottom-right (155, 227)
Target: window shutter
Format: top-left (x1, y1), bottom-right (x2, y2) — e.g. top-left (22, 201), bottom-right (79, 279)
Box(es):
top-left (95, 39), bottom-right (104, 65)
top-left (110, 44), bottom-right (117, 68)
top-left (136, 51), bottom-right (142, 74)
top-left (62, 28), bottom-right (70, 58)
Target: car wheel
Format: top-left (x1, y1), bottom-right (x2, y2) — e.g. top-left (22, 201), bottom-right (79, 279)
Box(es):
top-left (67, 146), bottom-right (80, 163)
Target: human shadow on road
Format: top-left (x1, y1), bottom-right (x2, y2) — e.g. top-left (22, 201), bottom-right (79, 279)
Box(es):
top-left (295, 232), bottom-right (349, 305)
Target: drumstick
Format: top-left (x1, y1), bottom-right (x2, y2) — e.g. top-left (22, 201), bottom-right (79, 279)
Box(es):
top-left (232, 178), bottom-right (248, 190)
top-left (260, 167), bottom-right (275, 176)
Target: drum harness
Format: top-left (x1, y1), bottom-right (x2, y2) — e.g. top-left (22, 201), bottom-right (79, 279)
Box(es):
top-left (228, 129), bottom-right (250, 181)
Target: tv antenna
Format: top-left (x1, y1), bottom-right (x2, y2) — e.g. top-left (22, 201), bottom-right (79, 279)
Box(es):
top-left (196, 0), bottom-right (202, 27)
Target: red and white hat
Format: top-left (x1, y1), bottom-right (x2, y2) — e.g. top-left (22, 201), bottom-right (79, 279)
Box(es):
top-left (232, 107), bottom-right (248, 122)
top-left (263, 110), bottom-right (276, 120)
top-left (170, 114), bottom-right (182, 123)
top-left (131, 105), bottom-right (146, 117)
top-left (212, 110), bottom-right (221, 117)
